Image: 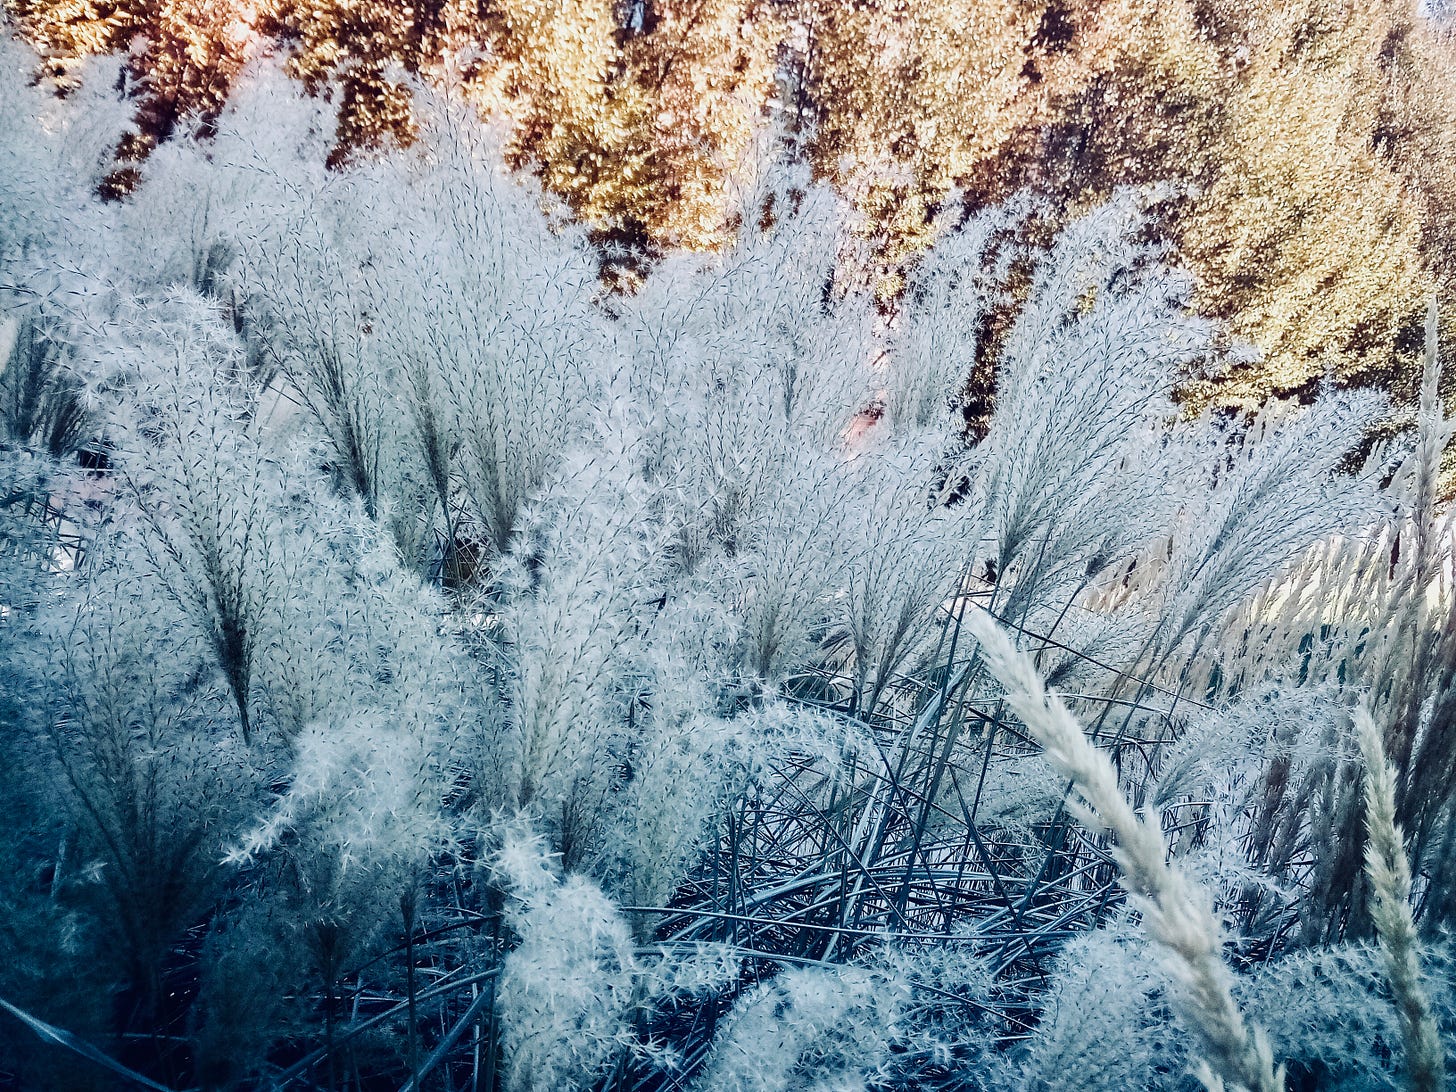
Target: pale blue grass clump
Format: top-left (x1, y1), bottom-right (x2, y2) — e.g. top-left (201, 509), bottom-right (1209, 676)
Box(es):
top-left (0, 32), bottom-right (1452, 1091)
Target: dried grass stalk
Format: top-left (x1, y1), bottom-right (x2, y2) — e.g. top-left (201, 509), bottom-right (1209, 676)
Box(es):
top-left (966, 609), bottom-right (1283, 1092)
top-left (1355, 705), bottom-right (1447, 1092)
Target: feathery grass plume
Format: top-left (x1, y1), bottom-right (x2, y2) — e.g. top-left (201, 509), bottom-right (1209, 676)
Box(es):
top-left (1177, 305), bottom-right (1448, 941)
top-left (0, 314), bottom-right (89, 459)
top-left (237, 89), bottom-right (610, 573)
top-left (230, 704), bottom-right (457, 1086)
top-left (0, 35), bottom-right (129, 262)
top-left (616, 156), bottom-right (873, 573)
top-left (0, 41), bottom-right (128, 466)
top-left (11, 46), bottom-right (1455, 1085)
top-left (1018, 927), bottom-right (1184, 1092)
top-left (883, 203), bottom-right (1014, 438)
top-left (1240, 941), bottom-right (1456, 1092)
top-left (1154, 388), bottom-right (1387, 665)
top-left (493, 822), bottom-right (745, 1089)
top-left (729, 451), bottom-right (859, 681)
top-left (598, 642), bottom-right (739, 926)
top-left (964, 608), bottom-right (1283, 1092)
top-left (1150, 687), bottom-right (1338, 894)
top-left (695, 942), bottom-right (999, 1091)
top-left (104, 61), bottom-right (339, 312)
top-left (1356, 704), bottom-right (1448, 1092)
top-left (826, 438), bottom-right (977, 717)
top-left (1363, 299), bottom-right (1456, 908)
top-left (977, 191), bottom-right (1215, 621)
top-left (492, 823), bottom-right (639, 1092)
top-left (232, 527), bottom-right (467, 875)
top-left (104, 291), bottom-right (298, 743)
top-left (374, 98), bottom-right (608, 566)
top-left (15, 538), bottom-right (265, 1041)
top-left (234, 705), bottom-right (454, 890)
top-left (494, 437), bottom-right (668, 863)
top-left (238, 160), bottom-right (439, 559)
top-left (694, 963), bottom-right (913, 1092)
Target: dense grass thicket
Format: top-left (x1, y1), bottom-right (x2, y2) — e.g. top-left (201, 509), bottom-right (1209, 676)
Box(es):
top-left (2, 35), bottom-right (1456, 1092)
